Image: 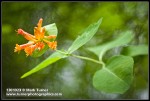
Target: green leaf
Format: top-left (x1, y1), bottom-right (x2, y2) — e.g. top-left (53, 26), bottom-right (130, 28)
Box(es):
top-left (68, 18), bottom-right (103, 53)
top-left (44, 23), bottom-right (58, 36)
top-left (87, 31), bottom-right (134, 60)
top-left (21, 51), bottom-right (67, 79)
top-left (121, 45), bottom-right (148, 57)
top-left (93, 55), bottom-right (134, 94)
top-left (31, 45), bottom-right (49, 57)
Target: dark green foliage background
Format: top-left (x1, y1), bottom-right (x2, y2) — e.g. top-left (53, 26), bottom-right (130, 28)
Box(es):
top-left (2, 2), bottom-right (148, 99)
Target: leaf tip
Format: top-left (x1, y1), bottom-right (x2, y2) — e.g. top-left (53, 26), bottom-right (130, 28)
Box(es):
top-left (98, 17), bottom-right (103, 24)
top-left (20, 76), bottom-right (24, 79)
top-left (100, 17), bottom-right (103, 20)
top-left (20, 74), bottom-right (26, 79)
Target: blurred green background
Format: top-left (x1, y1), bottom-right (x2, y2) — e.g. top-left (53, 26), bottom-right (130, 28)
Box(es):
top-left (2, 2), bottom-right (148, 99)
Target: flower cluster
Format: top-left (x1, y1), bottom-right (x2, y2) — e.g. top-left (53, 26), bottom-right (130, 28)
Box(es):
top-left (14, 18), bottom-right (57, 56)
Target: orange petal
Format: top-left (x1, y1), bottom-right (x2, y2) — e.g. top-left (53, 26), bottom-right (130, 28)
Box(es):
top-left (36, 42), bottom-right (45, 51)
top-left (44, 35), bottom-right (56, 39)
top-left (14, 44), bottom-right (22, 53)
top-left (16, 29), bottom-right (36, 41)
top-left (14, 42), bottom-right (34, 53)
top-left (52, 41), bottom-right (57, 50)
top-left (37, 18), bottom-right (43, 28)
top-left (24, 45), bottom-right (37, 56)
top-left (34, 18), bottom-right (45, 40)
top-left (34, 27), bottom-right (45, 40)
top-left (46, 41), bottom-right (57, 50)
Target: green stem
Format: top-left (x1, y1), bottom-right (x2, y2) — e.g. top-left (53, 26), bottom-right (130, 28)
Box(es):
top-left (56, 50), bottom-right (105, 67)
top-left (71, 54), bottom-right (105, 67)
top-left (56, 50), bottom-right (69, 55)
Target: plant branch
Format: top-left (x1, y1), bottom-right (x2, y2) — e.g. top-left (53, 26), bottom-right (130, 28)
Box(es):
top-left (56, 50), bottom-right (105, 67)
top-left (70, 54), bottom-right (105, 67)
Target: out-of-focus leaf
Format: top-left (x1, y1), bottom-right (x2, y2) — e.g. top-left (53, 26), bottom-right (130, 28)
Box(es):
top-left (93, 55), bottom-right (134, 94)
top-left (2, 24), bottom-right (12, 34)
top-left (44, 23), bottom-right (58, 36)
top-left (87, 31), bottom-right (134, 60)
top-left (21, 51), bottom-right (67, 79)
top-left (68, 18), bottom-right (103, 53)
top-left (121, 45), bottom-right (148, 57)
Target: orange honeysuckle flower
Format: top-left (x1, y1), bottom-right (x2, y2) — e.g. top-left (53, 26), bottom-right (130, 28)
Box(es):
top-left (34, 18), bottom-right (45, 40)
top-left (16, 29), bottom-right (36, 41)
top-left (43, 39), bottom-right (57, 50)
top-left (47, 41), bottom-right (57, 50)
top-left (14, 42), bottom-right (35, 53)
top-left (24, 44), bottom-right (37, 56)
top-left (14, 18), bottom-right (57, 56)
